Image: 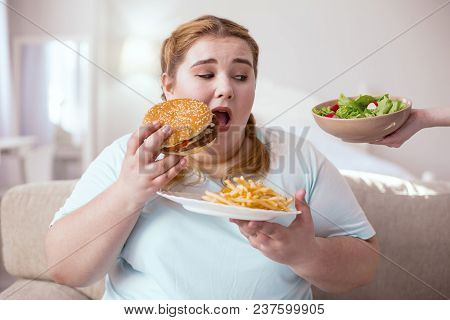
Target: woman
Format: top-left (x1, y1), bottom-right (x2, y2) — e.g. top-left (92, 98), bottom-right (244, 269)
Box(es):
top-left (45, 15), bottom-right (379, 299)
top-left (371, 107), bottom-right (450, 148)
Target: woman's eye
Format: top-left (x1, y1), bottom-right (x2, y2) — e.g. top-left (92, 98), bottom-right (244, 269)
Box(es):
top-left (197, 74), bottom-right (214, 79)
top-left (234, 75), bottom-right (248, 81)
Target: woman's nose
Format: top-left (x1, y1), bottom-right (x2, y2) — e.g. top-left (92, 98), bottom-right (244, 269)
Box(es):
top-left (215, 77), bottom-right (234, 100)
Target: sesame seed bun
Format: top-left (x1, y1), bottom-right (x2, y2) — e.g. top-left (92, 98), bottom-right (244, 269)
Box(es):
top-left (142, 98), bottom-right (213, 148)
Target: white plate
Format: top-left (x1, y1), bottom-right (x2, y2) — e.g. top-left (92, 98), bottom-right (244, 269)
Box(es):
top-left (156, 190), bottom-right (301, 221)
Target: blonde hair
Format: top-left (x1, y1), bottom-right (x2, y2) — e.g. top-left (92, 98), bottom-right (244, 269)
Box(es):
top-left (160, 15), bottom-right (270, 185)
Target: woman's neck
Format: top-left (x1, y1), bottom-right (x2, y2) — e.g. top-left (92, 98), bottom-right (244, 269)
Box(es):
top-left (191, 134), bottom-right (250, 179)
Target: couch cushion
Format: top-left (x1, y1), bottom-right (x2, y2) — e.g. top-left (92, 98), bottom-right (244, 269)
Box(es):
top-left (1, 181), bottom-right (77, 280)
top-left (0, 180), bottom-right (104, 299)
top-left (313, 170), bottom-right (450, 299)
top-left (0, 279), bottom-right (89, 300)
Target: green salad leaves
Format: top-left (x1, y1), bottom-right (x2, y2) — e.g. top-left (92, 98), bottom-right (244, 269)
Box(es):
top-left (314, 93), bottom-right (407, 119)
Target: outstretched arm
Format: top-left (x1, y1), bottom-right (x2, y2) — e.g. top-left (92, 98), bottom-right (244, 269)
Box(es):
top-left (371, 107), bottom-right (450, 148)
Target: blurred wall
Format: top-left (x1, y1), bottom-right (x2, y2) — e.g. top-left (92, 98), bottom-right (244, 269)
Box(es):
top-left (7, 0), bottom-right (450, 180)
top-left (7, 0), bottom-right (98, 170)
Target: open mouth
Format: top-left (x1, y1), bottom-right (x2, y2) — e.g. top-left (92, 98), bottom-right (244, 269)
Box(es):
top-left (212, 107), bottom-right (232, 132)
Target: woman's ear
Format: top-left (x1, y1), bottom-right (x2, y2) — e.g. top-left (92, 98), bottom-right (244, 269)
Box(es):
top-left (161, 73), bottom-right (175, 100)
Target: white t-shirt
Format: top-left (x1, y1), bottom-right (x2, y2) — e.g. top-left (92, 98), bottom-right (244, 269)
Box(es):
top-left (50, 127), bottom-right (375, 299)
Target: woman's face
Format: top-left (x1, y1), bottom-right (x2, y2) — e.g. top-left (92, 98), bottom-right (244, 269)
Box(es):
top-left (162, 36), bottom-right (256, 160)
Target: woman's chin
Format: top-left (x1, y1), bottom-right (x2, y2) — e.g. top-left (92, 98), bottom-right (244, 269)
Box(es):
top-left (197, 126), bottom-right (246, 159)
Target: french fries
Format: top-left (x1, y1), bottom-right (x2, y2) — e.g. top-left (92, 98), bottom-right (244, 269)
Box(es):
top-left (202, 176), bottom-right (293, 211)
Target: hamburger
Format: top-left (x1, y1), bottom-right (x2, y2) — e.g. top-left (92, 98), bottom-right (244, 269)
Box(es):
top-left (142, 98), bottom-right (218, 155)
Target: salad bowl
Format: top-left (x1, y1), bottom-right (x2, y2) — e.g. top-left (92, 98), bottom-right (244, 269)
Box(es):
top-left (312, 94), bottom-right (412, 143)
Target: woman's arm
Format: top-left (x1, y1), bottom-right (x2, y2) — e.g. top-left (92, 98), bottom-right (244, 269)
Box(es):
top-left (230, 189), bottom-right (380, 293)
top-left (45, 182), bottom-right (142, 287)
top-left (291, 235), bottom-right (379, 293)
top-left (45, 122), bottom-right (187, 287)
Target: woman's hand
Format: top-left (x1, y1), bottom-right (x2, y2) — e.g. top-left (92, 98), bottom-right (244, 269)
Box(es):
top-left (370, 109), bottom-right (427, 148)
top-left (230, 189), bottom-right (319, 270)
top-left (116, 121), bottom-right (188, 211)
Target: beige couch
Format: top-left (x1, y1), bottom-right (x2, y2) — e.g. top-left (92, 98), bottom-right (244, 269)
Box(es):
top-left (1, 171), bottom-right (449, 300)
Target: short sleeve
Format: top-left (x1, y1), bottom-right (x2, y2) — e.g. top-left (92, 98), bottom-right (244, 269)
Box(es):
top-left (49, 134), bottom-right (129, 227)
top-left (303, 142), bottom-right (376, 240)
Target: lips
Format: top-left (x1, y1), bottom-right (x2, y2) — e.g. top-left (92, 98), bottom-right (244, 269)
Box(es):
top-left (211, 106), bottom-right (232, 132)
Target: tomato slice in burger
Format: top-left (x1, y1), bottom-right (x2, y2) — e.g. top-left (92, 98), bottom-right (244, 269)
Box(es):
top-left (167, 140), bottom-right (189, 151)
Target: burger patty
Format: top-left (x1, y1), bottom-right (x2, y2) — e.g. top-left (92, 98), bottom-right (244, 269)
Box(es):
top-left (163, 116), bottom-right (218, 153)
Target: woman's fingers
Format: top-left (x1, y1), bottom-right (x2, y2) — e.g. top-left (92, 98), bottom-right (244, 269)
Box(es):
top-left (230, 219), bottom-right (285, 241)
top-left (230, 219), bottom-right (256, 237)
top-left (247, 232), bottom-right (272, 250)
top-left (126, 122), bottom-right (161, 157)
top-left (138, 125), bottom-right (172, 165)
top-left (239, 224), bottom-right (276, 249)
top-left (145, 155), bottom-right (184, 179)
top-left (152, 156), bottom-right (187, 187)
top-left (246, 221), bottom-right (286, 240)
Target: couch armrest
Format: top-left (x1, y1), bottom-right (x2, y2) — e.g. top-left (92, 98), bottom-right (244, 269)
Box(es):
top-left (1, 181), bottom-right (76, 280)
top-left (0, 181), bottom-right (105, 299)
top-left (0, 279), bottom-right (89, 300)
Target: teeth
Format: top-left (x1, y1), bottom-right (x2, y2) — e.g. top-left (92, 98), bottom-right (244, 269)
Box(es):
top-left (213, 110), bottom-right (229, 115)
